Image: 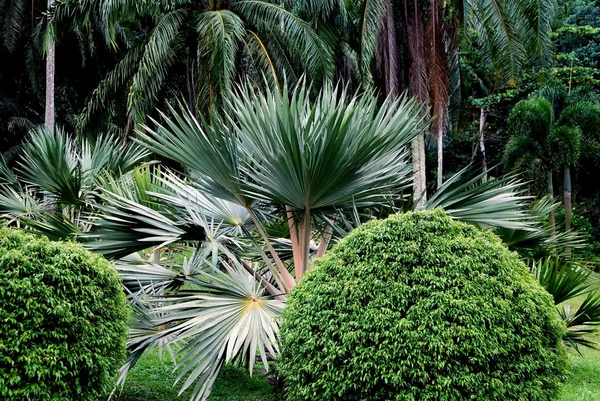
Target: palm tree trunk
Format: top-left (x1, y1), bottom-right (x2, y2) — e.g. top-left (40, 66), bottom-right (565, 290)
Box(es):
top-left (44, 0), bottom-right (55, 132)
top-left (299, 208), bottom-right (311, 279)
top-left (405, 0), bottom-right (429, 208)
top-left (479, 107), bottom-right (488, 179)
top-left (564, 167), bottom-right (572, 231)
top-left (412, 133), bottom-right (427, 208)
top-left (564, 166), bottom-right (572, 255)
top-left (436, 128), bottom-right (443, 188)
top-left (548, 171), bottom-right (555, 236)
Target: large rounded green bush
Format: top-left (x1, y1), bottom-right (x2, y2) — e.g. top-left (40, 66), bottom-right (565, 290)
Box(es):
top-left (279, 210), bottom-right (566, 401)
top-left (0, 228), bottom-right (129, 400)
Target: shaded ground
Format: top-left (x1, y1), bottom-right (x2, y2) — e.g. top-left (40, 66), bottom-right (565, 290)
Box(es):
top-left (110, 350), bottom-right (274, 401)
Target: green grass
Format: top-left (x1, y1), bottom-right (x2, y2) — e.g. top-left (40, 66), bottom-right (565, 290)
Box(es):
top-left (110, 349), bottom-right (274, 401)
top-left (559, 341), bottom-right (600, 401)
top-left (115, 341), bottom-right (600, 401)
top-left (558, 283), bottom-right (600, 401)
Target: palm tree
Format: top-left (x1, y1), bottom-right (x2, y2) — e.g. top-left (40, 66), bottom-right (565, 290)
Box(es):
top-left (50, 0), bottom-right (333, 136)
top-left (504, 94), bottom-right (600, 235)
top-left (556, 101), bottom-right (600, 230)
top-left (81, 81), bottom-right (541, 401)
top-left (289, 0), bottom-right (558, 202)
top-left (0, 128), bottom-right (149, 239)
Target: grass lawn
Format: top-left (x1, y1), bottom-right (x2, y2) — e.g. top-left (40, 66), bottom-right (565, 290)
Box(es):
top-left (113, 342), bottom-right (600, 401)
top-left (558, 280), bottom-right (600, 401)
top-left (110, 349), bottom-right (274, 401)
top-left (559, 341), bottom-right (600, 401)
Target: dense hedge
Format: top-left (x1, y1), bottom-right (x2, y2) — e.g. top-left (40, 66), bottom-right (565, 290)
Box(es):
top-left (0, 228), bottom-right (129, 400)
top-left (279, 209), bottom-right (566, 401)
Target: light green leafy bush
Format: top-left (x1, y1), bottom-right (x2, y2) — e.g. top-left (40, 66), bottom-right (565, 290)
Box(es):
top-left (0, 227), bottom-right (129, 400)
top-left (279, 209), bottom-right (567, 401)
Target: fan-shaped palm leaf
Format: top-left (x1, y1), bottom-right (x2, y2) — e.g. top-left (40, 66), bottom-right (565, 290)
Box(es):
top-left (117, 252), bottom-right (284, 401)
top-left (423, 166), bottom-right (534, 230)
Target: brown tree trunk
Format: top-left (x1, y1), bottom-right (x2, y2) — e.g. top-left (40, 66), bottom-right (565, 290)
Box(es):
top-left (44, 0), bottom-right (55, 132)
top-left (436, 128), bottom-right (443, 189)
top-left (548, 171), bottom-right (555, 236)
top-left (479, 107), bottom-right (488, 180)
top-left (564, 167), bottom-right (572, 255)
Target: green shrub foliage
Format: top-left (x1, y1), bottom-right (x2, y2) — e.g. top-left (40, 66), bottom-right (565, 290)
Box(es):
top-left (279, 209), bottom-right (566, 401)
top-left (0, 228), bottom-right (129, 400)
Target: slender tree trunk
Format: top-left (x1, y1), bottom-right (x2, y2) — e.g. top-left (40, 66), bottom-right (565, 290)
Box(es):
top-left (299, 208), bottom-right (311, 280)
top-left (285, 205), bottom-right (302, 275)
top-left (405, 0), bottom-right (428, 208)
top-left (564, 167), bottom-right (572, 231)
top-left (564, 166), bottom-right (573, 256)
top-left (412, 133), bottom-right (427, 208)
top-left (479, 107), bottom-right (488, 179)
top-left (44, 0), bottom-right (55, 132)
top-left (436, 128), bottom-right (443, 188)
top-left (548, 171), bottom-right (555, 236)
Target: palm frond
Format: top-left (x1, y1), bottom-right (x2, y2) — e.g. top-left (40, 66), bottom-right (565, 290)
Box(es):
top-left (233, 0), bottom-right (334, 82)
top-left (357, 0), bottom-right (387, 87)
top-left (229, 81), bottom-right (425, 212)
top-left (423, 167), bottom-right (534, 230)
top-left (118, 253), bottom-right (284, 401)
top-left (196, 10), bottom-right (245, 112)
top-left (84, 192), bottom-right (205, 259)
top-left (560, 291), bottom-right (600, 351)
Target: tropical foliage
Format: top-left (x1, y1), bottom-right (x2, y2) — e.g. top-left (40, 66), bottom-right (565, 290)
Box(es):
top-left (0, 128), bottom-right (149, 240)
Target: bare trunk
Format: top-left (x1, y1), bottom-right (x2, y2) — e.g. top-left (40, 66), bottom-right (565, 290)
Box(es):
top-left (564, 167), bottom-right (572, 255)
top-left (44, 0), bottom-right (55, 132)
top-left (479, 107), bottom-right (488, 179)
top-left (405, 0), bottom-right (429, 208)
top-left (299, 208), bottom-right (311, 280)
top-left (316, 220), bottom-right (334, 259)
top-left (285, 205), bottom-right (302, 275)
top-left (548, 171), bottom-right (555, 236)
top-left (564, 167), bottom-right (572, 230)
top-left (412, 132), bottom-right (427, 208)
top-left (436, 128), bottom-right (443, 188)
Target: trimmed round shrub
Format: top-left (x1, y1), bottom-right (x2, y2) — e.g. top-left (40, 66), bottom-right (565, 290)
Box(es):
top-left (0, 228), bottom-right (129, 400)
top-left (279, 210), bottom-right (566, 401)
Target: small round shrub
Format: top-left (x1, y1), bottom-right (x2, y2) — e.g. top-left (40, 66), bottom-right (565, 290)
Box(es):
top-left (279, 209), bottom-right (566, 401)
top-left (0, 228), bottom-right (129, 400)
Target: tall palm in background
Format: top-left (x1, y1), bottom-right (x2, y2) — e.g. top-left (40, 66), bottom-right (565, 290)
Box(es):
top-left (51, 0), bottom-right (334, 136)
top-left (504, 93), bottom-right (600, 233)
top-left (289, 0), bottom-right (558, 199)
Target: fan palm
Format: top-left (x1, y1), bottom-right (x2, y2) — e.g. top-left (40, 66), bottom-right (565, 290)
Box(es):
top-left (532, 257), bottom-right (600, 351)
top-left (81, 80), bottom-right (549, 401)
top-left (288, 0), bottom-right (559, 200)
top-left (0, 128), bottom-right (149, 239)
top-left (50, 0), bottom-right (333, 134)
